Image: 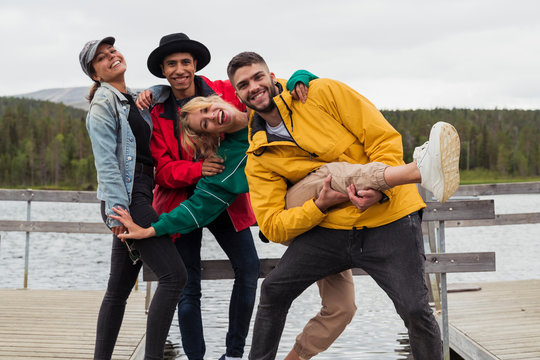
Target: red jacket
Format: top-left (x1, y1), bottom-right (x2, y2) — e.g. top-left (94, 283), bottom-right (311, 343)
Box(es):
top-left (150, 75), bottom-right (256, 236)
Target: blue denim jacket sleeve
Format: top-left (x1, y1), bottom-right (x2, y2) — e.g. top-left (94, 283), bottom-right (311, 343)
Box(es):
top-left (147, 85), bottom-right (171, 104)
top-left (86, 92), bottom-right (130, 228)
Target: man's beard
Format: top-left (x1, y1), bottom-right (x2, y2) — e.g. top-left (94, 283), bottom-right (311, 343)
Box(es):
top-left (247, 84), bottom-right (278, 114)
top-left (257, 99), bottom-right (277, 114)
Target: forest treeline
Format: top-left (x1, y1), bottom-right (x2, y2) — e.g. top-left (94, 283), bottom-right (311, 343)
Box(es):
top-left (0, 97), bottom-right (95, 189)
top-left (383, 108), bottom-right (539, 176)
top-left (0, 97), bottom-right (539, 189)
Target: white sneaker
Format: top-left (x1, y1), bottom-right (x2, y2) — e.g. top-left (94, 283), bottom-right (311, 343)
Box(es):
top-left (413, 121), bottom-right (460, 202)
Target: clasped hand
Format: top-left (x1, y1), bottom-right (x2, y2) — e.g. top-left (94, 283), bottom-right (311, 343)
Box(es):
top-left (314, 175), bottom-right (382, 212)
top-left (110, 207), bottom-right (156, 240)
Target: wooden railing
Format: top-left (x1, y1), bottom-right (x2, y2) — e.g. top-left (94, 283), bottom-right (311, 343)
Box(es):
top-left (3, 182), bottom-right (538, 234)
top-left (0, 187), bottom-right (506, 282)
top-left (1, 183), bottom-right (539, 360)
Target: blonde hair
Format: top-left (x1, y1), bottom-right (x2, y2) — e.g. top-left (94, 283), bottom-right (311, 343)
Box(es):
top-left (179, 95), bottom-right (227, 158)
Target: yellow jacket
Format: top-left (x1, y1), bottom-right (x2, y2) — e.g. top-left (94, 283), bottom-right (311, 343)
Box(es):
top-left (245, 78), bottom-right (425, 243)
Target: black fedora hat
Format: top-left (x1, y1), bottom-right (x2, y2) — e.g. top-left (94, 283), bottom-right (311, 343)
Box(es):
top-left (147, 33), bottom-right (211, 78)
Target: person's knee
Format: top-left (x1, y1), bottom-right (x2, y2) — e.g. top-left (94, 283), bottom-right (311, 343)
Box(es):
top-left (399, 302), bottom-right (432, 326)
top-left (234, 256), bottom-right (260, 284)
top-left (340, 300), bottom-right (357, 323)
top-left (102, 286), bottom-right (131, 304)
top-left (177, 292), bottom-right (201, 316)
top-left (180, 280), bottom-right (202, 299)
top-left (179, 293), bottom-right (201, 309)
top-left (323, 297), bottom-right (357, 324)
top-left (259, 276), bottom-right (288, 305)
top-left (159, 266), bottom-right (187, 294)
top-left (175, 268), bottom-right (188, 290)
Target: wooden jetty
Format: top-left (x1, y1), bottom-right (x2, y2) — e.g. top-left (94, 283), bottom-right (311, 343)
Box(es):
top-left (439, 279), bottom-right (540, 360)
top-left (0, 289), bottom-right (146, 360)
top-left (1, 183), bottom-right (539, 359)
top-left (1, 281), bottom-right (539, 360)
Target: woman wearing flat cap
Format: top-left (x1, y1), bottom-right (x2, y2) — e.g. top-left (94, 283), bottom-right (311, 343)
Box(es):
top-left (79, 36), bottom-right (187, 360)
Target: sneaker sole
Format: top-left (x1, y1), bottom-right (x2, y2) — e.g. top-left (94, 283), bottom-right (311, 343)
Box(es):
top-left (437, 122), bottom-right (460, 202)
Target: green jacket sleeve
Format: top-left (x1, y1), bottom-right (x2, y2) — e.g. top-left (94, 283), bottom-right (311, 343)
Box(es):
top-left (286, 70), bottom-right (319, 91)
top-left (151, 129), bottom-right (250, 236)
top-left (152, 180), bottom-right (241, 236)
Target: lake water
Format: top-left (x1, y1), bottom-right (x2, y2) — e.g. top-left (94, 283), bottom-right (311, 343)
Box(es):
top-left (1, 194), bottom-right (539, 359)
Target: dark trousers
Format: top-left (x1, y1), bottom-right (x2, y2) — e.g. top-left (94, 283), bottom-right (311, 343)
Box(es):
top-left (94, 173), bottom-right (187, 360)
top-left (248, 212), bottom-right (442, 360)
top-left (175, 210), bottom-right (260, 359)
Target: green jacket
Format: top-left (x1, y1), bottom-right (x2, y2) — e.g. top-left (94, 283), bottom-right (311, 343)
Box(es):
top-left (152, 127), bottom-right (250, 236)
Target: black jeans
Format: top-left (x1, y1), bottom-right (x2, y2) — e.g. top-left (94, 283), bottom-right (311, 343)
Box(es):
top-left (94, 172), bottom-right (187, 360)
top-left (175, 211), bottom-right (259, 359)
top-left (248, 212), bottom-right (442, 360)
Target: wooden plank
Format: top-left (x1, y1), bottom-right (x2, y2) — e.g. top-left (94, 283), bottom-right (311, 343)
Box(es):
top-left (7, 203), bottom-right (538, 236)
top-left (0, 189), bottom-right (100, 203)
top-left (444, 213), bottom-right (540, 227)
top-left (455, 182), bottom-right (540, 196)
top-left (435, 316), bottom-right (498, 360)
top-left (142, 252), bottom-right (495, 281)
top-left (6, 213), bottom-right (536, 235)
top-left (439, 280), bottom-right (540, 360)
top-left (423, 200), bottom-right (495, 221)
top-left (425, 252), bottom-right (496, 273)
top-left (0, 289), bottom-right (146, 360)
top-left (0, 220), bottom-right (109, 234)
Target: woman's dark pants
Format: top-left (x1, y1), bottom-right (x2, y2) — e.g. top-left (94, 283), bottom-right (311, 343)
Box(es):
top-left (94, 172), bottom-right (187, 360)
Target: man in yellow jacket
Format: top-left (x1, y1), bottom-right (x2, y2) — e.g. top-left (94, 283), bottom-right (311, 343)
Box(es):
top-left (227, 52), bottom-right (442, 360)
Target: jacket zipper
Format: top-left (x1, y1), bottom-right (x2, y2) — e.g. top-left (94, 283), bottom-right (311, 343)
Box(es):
top-left (279, 95), bottom-right (318, 160)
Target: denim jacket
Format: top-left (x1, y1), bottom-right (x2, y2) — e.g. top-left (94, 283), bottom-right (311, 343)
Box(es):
top-left (86, 82), bottom-right (152, 228)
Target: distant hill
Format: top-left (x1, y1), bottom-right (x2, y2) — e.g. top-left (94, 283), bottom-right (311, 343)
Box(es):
top-left (14, 87), bottom-right (90, 111)
top-left (1, 93), bottom-right (538, 190)
top-left (13, 86), bottom-right (147, 111)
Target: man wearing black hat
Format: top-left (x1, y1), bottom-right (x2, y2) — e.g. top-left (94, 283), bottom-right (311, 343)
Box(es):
top-left (144, 33), bottom-right (260, 360)
top-left (141, 33), bottom-right (337, 360)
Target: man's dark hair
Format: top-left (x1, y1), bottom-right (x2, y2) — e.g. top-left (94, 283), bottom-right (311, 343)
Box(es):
top-left (227, 51), bottom-right (268, 83)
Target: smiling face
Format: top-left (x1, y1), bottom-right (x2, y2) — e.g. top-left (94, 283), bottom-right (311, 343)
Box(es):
top-left (161, 52), bottom-right (197, 99)
top-left (231, 63), bottom-right (278, 114)
top-left (90, 44), bottom-right (126, 82)
top-left (178, 95), bottom-right (248, 157)
top-left (185, 99), bottom-right (241, 135)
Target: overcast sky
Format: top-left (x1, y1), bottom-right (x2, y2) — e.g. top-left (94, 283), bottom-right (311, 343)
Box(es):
top-left (1, 0), bottom-right (539, 110)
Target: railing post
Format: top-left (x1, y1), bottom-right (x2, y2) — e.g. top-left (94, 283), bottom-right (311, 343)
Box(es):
top-left (145, 281), bottom-right (152, 314)
top-left (426, 221), bottom-right (442, 311)
top-left (438, 220), bottom-right (450, 360)
top-left (23, 189), bottom-right (33, 289)
top-left (419, 186), bottom-right (442, 311)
